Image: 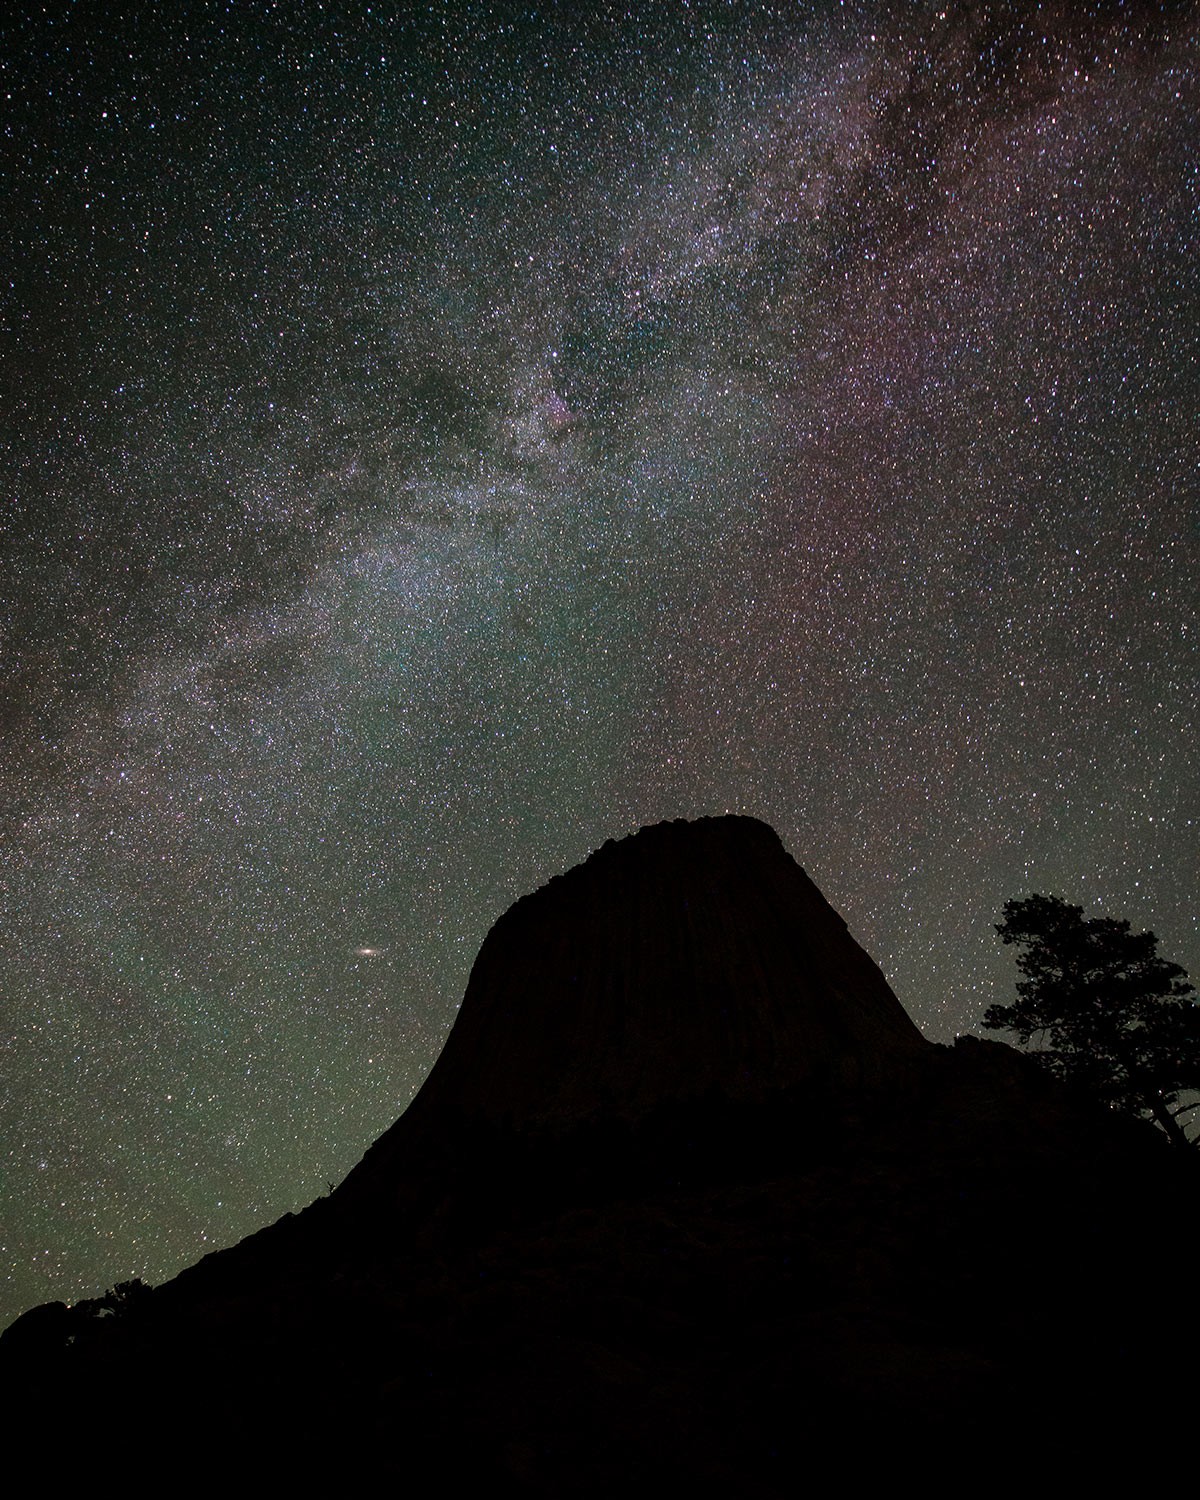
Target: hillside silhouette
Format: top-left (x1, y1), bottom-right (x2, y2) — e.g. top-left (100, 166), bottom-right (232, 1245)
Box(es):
top-left (2, 816), bottom-right (1194, 1487)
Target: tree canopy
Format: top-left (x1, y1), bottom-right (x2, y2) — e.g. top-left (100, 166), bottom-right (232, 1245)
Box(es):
top-left (984, 894), bottom-right (1200, 1150)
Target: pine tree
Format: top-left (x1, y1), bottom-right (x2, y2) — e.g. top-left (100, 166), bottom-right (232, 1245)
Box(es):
top-left (984, 894), bottom-right (1200, 1150)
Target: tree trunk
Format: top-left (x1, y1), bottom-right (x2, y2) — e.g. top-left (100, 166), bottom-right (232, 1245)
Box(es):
top-left (1147, 1093), bottom-right (1194, 1151)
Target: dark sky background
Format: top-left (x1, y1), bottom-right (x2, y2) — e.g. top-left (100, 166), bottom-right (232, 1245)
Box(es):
top-left (2, 0), bottom-right (1196, 1328)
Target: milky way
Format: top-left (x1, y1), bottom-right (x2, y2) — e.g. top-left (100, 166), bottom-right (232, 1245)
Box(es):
top-left (2, 1), bottom-right (1196, 1325)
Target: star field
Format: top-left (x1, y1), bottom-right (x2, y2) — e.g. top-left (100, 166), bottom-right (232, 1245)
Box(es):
top-left (2, 1), bottom-right (1196, 1327)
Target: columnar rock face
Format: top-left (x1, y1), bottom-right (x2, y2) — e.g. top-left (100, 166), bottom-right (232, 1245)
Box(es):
top-left (348, 815), bottom-right (929, 1165)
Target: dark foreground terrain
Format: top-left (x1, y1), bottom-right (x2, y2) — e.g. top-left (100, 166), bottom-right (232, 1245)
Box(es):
top-left (3, 817), bottom-right (1194, 1488)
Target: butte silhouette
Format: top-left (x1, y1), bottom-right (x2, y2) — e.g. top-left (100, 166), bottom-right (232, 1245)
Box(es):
top-left (3, 816), bottom-right (1194, 1488)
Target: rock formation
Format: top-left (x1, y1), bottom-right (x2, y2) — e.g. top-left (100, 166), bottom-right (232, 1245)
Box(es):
top-left (2, 816), bottom-right (1195, 1488)
top-left (343, 816), bottom-right (929, 1183)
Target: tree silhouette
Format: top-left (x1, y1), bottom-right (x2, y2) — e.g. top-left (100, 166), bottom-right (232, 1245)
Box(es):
top-left (984, 894), bottom-right (1200, 1150)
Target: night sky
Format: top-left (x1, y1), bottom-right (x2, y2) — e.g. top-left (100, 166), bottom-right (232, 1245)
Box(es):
top-left (2, 0), bottom-right (1196, 1328)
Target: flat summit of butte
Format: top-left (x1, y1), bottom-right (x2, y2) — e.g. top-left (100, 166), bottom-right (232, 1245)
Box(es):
top-left (3, 816), bottom-right (1195, 1487)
